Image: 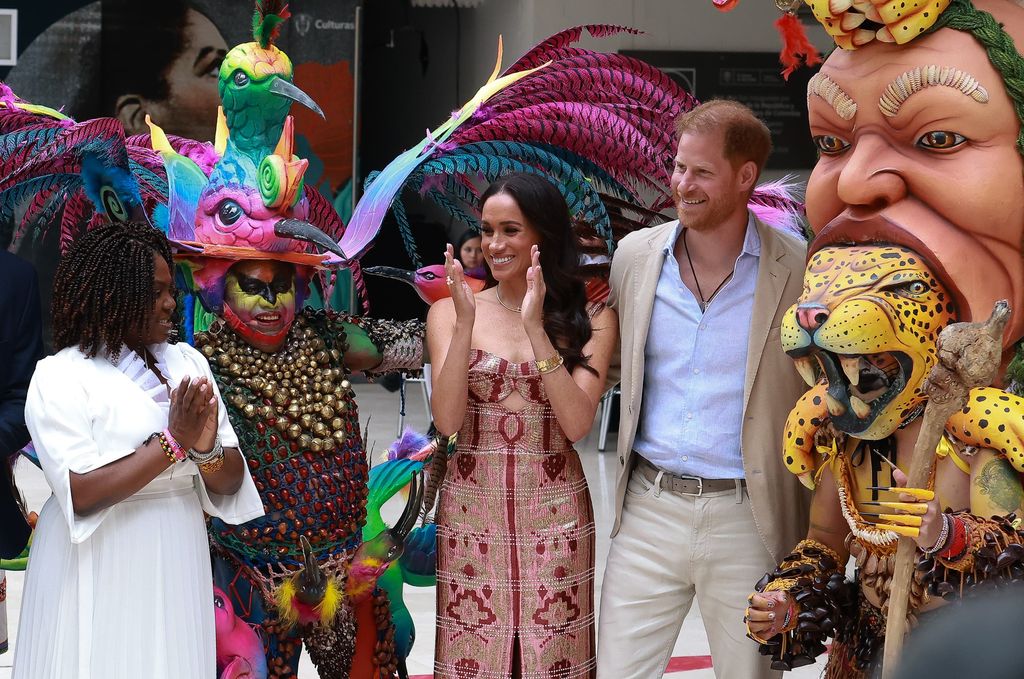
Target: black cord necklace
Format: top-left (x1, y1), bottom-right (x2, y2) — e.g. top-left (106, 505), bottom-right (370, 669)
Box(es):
top-left (682, 228), bottom-right (733, 312)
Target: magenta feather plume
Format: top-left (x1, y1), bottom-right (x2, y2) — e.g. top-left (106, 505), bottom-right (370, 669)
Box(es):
top-left (748, 175), bottom-right (806, 238)
top-left (507, 25), bottom-right (645, 72)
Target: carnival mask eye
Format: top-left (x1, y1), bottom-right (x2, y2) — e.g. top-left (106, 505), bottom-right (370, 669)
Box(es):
top-left (917, 130), bottom-right (966, 150)
top-left (812, 134), bottom-right (850, 155)
top-left (886, 279), bottom-right (929, 297)
top-left (217, 200), bottom-right (244, 227)
top-left (233, 70), bottom-right (250, 88)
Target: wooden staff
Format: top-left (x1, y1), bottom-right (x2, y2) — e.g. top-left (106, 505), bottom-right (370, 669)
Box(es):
top-left (881, 301), bottom-right (1010, 677)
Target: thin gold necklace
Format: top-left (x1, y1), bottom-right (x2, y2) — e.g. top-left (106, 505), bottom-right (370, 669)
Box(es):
top-left (495, 286), bottom-right (521, 312)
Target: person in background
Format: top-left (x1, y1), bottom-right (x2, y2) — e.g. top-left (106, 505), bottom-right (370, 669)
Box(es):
top-left (0, 250), bottom-right (44, 656)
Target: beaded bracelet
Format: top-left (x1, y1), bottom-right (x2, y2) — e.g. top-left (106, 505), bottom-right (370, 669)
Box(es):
top-left (162, 429), bottom-right (187, 462)
top-left (938, 515), bottom-right (969, 561)
top-left (152, 430), bottom-right (186, 464)
top-left (921, 513), bottom-right (951, 555)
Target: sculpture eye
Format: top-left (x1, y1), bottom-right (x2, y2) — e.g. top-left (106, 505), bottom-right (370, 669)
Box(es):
top-left (217, 200), bottom-right (244, 226)
top-left (917, 130), bottom-right (966, 150)
top-left (422, 272), bottom-right (437, 280)
top-left (214, 594), bottom-right (225, 609)
top-left (233, 70), bottom-right (250, 87)
top-left (886, 279), bottom-right (929, 296)
top-left (812, 134), bottom-right (850, 155)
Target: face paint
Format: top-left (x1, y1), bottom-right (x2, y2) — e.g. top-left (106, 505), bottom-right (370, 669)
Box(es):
top-left (223, 259), bottom-right (297, 352)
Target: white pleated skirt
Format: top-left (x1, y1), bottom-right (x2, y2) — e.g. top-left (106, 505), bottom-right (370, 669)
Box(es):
top-left (12, 478), bottom-right (216, 679)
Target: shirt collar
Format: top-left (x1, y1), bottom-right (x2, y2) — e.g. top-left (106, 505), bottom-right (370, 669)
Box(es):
top-left (662, 213), bottom-right (761, 258)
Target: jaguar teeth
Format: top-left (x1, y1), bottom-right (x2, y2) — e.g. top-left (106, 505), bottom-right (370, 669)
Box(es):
top-left (840, 356), bottom-right (861, 387)
top-left (794, 357), bottom-right (817, 387)
top-left (825, 392), bottom-right (847, 416)
top-left (850, 394), bottom-right (871, 419)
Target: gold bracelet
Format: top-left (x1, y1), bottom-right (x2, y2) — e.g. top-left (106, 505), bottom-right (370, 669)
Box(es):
top-left (535, 353), bottom-right (564, 374)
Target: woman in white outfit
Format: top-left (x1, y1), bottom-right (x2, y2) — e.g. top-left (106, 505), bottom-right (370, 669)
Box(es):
top-left (12, 222), bottom-right (263, 679)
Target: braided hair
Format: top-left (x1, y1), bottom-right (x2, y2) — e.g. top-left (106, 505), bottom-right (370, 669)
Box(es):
top-left (52, 222), bottom-right (173, 358)
top-left (929, 0), bottom-right (1024, 152)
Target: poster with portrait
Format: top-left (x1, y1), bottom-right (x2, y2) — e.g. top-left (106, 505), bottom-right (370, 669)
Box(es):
top-left (2, 0), bottom-right (360, 343)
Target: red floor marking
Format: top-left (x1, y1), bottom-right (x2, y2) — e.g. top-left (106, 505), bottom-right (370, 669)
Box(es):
top-left (665, 654), bottom-right (714, 671)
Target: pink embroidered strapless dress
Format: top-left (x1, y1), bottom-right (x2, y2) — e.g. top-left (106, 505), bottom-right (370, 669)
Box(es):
top-left (434, 349), bottom-right (596, 679)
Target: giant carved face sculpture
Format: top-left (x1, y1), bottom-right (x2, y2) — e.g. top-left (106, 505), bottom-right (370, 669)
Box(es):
top-left (805, 0), bottom-right (1024, 355)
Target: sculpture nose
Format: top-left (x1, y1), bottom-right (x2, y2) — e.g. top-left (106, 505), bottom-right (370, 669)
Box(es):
top-left (797, 304), bottom-right (829, 332)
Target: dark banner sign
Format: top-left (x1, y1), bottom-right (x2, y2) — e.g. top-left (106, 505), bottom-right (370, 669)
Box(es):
top-left (622, 49), bottom-right (817, 170)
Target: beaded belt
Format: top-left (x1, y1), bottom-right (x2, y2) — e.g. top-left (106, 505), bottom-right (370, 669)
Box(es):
top-left (636, 457), bottom-right (744, 496)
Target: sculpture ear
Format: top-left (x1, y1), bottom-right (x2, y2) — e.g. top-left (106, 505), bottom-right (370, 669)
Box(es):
top-left (114, 94), bottom-right (148, 135)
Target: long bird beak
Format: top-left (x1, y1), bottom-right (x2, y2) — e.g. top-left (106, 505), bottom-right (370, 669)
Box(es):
top-left (363, 266), bottom-right (415, 284)
top-left (275, 219), bottom-right (346, 259)
top-left (269, 78), bottom-right (326, 119)
top-left (295, 535), bottom-right (327, 605)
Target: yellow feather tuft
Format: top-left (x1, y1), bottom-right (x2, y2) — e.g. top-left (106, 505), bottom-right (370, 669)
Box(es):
top-left (315, 577), bottom-right (344, 626)
top-left (215, 107), bottom-right (229, 156)
top-left (146, 115), bottom-right (173, 154)
top-left (274, 579), bottom-right (300, 629)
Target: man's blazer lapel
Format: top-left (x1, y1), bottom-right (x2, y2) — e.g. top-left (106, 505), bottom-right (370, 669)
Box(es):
top-left (743, 220), bottom-right (791, 415)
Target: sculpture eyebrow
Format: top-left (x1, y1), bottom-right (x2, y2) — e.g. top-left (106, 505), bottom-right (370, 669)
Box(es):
top-left (807, 73), bottom-right (857, 121)
top-left (879, 66), bottom-right (989, 117)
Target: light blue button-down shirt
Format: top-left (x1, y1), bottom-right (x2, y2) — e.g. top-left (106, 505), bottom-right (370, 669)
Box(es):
top-left (633, 216), bottom-right (760, 479)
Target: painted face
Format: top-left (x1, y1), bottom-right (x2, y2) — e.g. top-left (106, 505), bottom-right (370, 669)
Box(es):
top-left (670, 130), bottom-right (751, 232)
top-left (125, 254), bottom-right (176, 349)
top-left (223, 260), bottom-right (297, 352)
top-left (144, 9), bottom-right (227, 142)
top-left (805, 1), bottom-right (1024, 348)
top-left (459, 236), bottom-right (483, 269)
top-left (480, 193), bottom-right (542, 281)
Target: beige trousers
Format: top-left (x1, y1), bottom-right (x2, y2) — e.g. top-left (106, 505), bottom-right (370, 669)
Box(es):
top-left (596, 468), bottom-right (781, 679)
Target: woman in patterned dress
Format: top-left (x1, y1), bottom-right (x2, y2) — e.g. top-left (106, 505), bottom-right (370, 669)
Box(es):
top-left (426, 173), bottom-right (618, 678)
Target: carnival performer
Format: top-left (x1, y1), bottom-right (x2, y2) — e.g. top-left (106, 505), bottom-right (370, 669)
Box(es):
top-left (427, 172), bottom-right (617, 678)
top-left (12, 222), bottom-right (262, 679)
top-left (733, 0), bottom-right (1024, 675)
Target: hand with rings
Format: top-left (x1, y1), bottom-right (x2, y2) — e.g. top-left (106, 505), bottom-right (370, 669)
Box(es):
top-left (444, 243), bottom-right (476, 323)
top-left (745, 590), bottom-right (797, 644)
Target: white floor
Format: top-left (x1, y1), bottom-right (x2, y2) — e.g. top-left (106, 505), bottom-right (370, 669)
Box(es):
top-left (1, 382), bottom-right (826, 678)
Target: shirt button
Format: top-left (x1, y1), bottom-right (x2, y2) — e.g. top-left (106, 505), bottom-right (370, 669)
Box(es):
top-left (693, 368), bottom-right (700, 374)
top-left (682, 455), bottom-right (688, 461)
top-left (687, 413), bottom-right (693, 420)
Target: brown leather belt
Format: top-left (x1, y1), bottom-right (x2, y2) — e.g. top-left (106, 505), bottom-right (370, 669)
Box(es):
top-left (636, 457), bottom-right (744, 496)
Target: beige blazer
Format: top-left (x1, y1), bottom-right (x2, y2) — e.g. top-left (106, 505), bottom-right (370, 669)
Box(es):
top-left (607, 216), bottom-right (811, 563)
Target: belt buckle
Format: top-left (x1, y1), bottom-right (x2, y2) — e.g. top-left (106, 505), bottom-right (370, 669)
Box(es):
top-left (679, 474), bottom-right (703, 497)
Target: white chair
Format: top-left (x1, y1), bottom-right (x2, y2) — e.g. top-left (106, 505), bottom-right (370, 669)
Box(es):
top-left (598, 386), bottom-right (620, 452)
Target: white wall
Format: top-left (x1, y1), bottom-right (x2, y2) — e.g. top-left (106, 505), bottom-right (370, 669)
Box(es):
top-left (460, 0), bottom-right (833, 94)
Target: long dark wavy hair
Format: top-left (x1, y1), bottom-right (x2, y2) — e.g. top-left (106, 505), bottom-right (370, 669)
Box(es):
top-left (479, 173), bottom-right (595, 375)
top-left (52, 222), bottom-right (174, 358)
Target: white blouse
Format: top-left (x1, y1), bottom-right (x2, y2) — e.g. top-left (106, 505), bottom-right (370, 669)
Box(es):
top-left (25, 341), bottom-right (263, 542)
